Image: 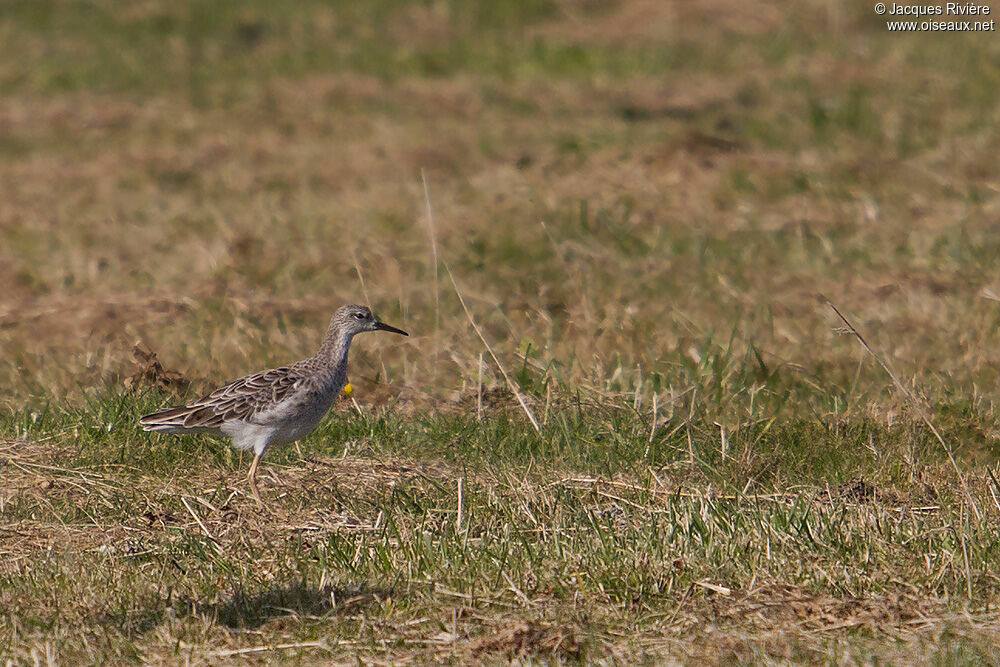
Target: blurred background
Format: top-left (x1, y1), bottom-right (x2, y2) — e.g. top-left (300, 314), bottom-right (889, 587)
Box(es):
top-left (5, 4), bottom-right (1000, 661)
top-left (1, 0), bottom-right (999, 441)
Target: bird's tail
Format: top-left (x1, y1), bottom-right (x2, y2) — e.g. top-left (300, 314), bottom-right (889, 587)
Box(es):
top-left (139, 405), bottom-right (211, 433)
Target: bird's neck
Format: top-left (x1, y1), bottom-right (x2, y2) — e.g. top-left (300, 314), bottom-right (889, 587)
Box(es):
top-left (315, 327), bottom-right (353, 371)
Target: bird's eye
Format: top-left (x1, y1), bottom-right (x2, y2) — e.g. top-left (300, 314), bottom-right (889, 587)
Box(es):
top-left (354, 312), bottom-right (366, 319)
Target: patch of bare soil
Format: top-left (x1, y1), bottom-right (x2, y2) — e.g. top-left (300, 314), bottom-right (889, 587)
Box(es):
top-left (0, 295), bottom-right (194, 341)
top-left (275, 455), bottom-right (454, 501)
top-left (447, 385), bottom-right (540, 416)
top-left (467, 620), bottom-right (581, 661)
top-left (815, 476), bottom-right (940, 513)
top-left (532, 0), bottom-right (791, 46)
top-left (711, 584), bottom-right (937, 633)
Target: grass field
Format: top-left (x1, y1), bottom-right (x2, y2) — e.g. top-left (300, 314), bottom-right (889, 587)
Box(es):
top-left (3, 0), bottom-right (1000, 663)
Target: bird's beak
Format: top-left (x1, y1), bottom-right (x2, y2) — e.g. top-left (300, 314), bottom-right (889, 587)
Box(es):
top-left (374, 321), bottom-right (409, 336)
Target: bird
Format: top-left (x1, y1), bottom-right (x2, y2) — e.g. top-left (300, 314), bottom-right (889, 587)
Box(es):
top-left (139, 304), bottom-right (408, 503)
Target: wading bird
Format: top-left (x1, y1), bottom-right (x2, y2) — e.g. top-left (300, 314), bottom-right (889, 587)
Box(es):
top-left (140, 304), bottom-right (408, 503)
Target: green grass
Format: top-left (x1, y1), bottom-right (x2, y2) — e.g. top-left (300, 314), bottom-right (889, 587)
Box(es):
top-left (0, 0), bottom-right (676, 99)
top-left (2, 389), bottom-right (1000, 663)
top-left (3, 0), bottom-right (1000, 662)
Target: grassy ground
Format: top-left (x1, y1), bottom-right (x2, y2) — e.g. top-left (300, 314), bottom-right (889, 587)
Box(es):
top-left (2, 0), bottom-right (1000, 663)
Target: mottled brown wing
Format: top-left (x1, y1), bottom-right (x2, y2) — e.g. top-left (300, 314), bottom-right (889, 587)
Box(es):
top-left (140, 366), bottom-right (305, 430)
top-left (189, 367), bottom-right (305, 425)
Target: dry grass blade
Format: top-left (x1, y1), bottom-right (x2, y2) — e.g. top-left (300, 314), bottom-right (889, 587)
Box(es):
top-left (824, 297), bottom-right (980, 520)
top-left (457, 476), bottom-right (465, 533)
top-left (208, 640), bottom-right (331, 657)
top-left (422, 169), bottom-right (441, 377)
top-left (419, 175), bottom-right (540, 432)
top-left (695, 581), bottom-right (732, 596)
top-left (444, 263), bottom-right (541, 432)
top-left (351, 248), bottom-right (372, 308)
top-left (180, 496), bottom-right (221, 549)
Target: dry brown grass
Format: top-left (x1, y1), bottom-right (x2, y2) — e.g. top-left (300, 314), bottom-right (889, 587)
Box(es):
top-left (3, 0), bottom-right (1000, 662)
top-left (4, 434), bottom-right (1000, 663)
top-left (1, 30), bottom-right (998, 411)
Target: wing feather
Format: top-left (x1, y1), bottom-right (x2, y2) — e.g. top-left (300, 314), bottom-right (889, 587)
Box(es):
top-left (139, 366), bottom-right (306, 431)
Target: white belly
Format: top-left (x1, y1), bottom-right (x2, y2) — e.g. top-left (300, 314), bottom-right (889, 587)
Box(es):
top-left (221, 392), bottom-right (337, 454)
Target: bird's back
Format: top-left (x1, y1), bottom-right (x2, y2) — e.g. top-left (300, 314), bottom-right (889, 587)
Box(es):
top-left (139, 358), bottom-right (334, 434)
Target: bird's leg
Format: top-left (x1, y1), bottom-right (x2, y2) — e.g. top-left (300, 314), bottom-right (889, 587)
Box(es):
top-left (248, 452), bottom-right (264, 505)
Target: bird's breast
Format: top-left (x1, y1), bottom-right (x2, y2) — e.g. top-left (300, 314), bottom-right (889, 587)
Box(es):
top-left (267, 386), bottom-right (339, 445)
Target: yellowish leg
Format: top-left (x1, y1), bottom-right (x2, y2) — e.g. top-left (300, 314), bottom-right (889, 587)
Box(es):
top-left (247, 452), bottom-right (264, 505)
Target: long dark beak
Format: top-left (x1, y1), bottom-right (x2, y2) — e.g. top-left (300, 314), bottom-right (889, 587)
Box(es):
top-left (374, 321), bottom-right (409, 336)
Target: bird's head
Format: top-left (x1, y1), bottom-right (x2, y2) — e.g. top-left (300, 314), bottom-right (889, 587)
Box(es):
top-left (333, 304), bottom-right (408, 338)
